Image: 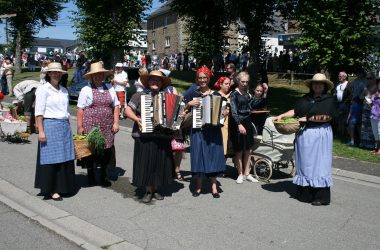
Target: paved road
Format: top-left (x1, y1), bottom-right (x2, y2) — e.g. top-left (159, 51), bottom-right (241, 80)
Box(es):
top-left (0, 122), bottom-right (379, 249)
top-left (0, 201), bottom-right (81, 250)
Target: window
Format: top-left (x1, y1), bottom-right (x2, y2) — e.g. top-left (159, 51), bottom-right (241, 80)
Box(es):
top-left (165, 36), bottom-right (170, 47)
top-left (164, 16), bottom-right (168, 27)
top-left (152, 20), bottom-right (156, 30)
top-left (152, 40), bottom-right (155, 50)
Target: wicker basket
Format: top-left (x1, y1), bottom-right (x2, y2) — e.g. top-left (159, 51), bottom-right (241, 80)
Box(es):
top-left (74, 140), bottom-right (94, 160)
top-left (273, 122), bottom-right (300, 135)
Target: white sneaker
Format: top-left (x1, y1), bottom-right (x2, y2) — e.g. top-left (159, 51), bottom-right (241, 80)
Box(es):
top-left (236, 175), bottom-right (244, 184)
top-left (245, 174), bottom-right (259, 183)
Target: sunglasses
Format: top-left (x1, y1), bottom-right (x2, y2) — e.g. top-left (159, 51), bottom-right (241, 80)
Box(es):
top-left (367, 77), bottom-right (373, 80)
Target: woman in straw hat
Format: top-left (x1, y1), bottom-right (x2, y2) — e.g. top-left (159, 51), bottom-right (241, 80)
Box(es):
top-left (77, 62), bottom-right (120, 187)
top-left (34, 62), bottom-right (76, 201)
top-left (273, 73), bottom-right (337, 206)
top-left (125, 70), bottom-right (174, 203)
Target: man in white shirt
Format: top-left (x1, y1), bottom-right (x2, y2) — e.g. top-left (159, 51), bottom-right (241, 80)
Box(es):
top-left (111, 63), bottom-right (129, 119)
top-left (332, 71), bottom-right (353, 137)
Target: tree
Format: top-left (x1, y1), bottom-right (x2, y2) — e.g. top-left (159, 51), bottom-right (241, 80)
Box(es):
top-left (168, 0), bottom-right (294, 87)
top-left (227, 0), bottom-right (295, 88)
top-left (0, 0), bottom-right (67, 73)
top-left (73, 0), bottom-right (152, 67)
top-left (169, 0), bottom-right (229, 67)
top-left (296, 0), bottom-right (380, 79)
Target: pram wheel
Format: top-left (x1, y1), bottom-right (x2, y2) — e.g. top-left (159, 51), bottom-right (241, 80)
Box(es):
top-left (251, 157), bottom-right (272, 181)
top-left (276, 160), bottom-right (295, 176)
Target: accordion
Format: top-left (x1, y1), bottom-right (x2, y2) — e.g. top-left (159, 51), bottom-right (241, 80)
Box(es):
top-left (141, 92), bottom-right (185, 133)
top-left (192, 95), bottom-right (227, 128)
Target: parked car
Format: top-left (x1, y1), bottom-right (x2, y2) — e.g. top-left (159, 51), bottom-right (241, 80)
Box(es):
top-left (68, 67), bottom-right (140, 103)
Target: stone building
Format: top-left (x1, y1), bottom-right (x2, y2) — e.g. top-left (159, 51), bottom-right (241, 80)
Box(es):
top-left (146, 1), bottom-right (240, 57)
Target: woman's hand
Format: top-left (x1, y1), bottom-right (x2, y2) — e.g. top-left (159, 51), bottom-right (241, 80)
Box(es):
top-left (272, 115), bottom-right (283, 122)
top-left (39, 131), bottom-right (46, 144)
top-left (298, 116), bottom-right (307, 122)
top-left (77, 126), bottom-right (84, 135)
top-left (188, 99), bottom-right (201, 107)
top-left (238, 124), bottom-right (246, 135)
top-left (308, 115), bottom-right (332, 122)
top-left (137, 117), bottom-right (142, 131)
top-left (262, 83), bottom-right (269, 93)
top-left (179, 111), bottom-right (187, 120)
top-left (112, 122), bottom-right (119, 134)
top-left (222, 108), bottom-right (229, 117)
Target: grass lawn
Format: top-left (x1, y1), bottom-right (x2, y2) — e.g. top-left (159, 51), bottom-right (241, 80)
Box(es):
top-left (11, 70), bottom-right (380, 164)
top-left (12, 68), bottom-right (75, 87)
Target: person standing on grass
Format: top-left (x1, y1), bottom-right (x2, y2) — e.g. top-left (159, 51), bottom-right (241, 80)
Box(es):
top-left (273, 73), bottom-right (337, 206)
top-left (34, 62), bottom-right (76, 201)
top-left (346, 97), bottom-right (362, 146)
top-left (3, 59), bottom-right (14, 96)
top-left (370, 80), bottom-right (380, 155)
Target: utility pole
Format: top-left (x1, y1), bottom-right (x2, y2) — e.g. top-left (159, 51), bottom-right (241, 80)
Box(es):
top-left (0, 14), bottom-right (17, 45)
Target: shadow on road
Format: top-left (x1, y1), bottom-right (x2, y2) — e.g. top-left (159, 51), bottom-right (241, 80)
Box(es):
top-left (261, 180), bottom-right (297, 199)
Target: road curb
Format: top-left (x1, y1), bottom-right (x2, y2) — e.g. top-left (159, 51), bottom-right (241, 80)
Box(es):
top-left (332, 168), bottom-right (380, 185)
top-left (0, 178), bottom-right (142, 250)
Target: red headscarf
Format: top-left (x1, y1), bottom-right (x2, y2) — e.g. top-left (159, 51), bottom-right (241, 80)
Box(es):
top-left (196, 67), bottom-right (213, 79)
top-left (214, 76), bottom-right (227, 90)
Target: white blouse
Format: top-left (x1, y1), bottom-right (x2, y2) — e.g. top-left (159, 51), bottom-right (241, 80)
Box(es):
top-left (77, 83), bottom-right (120, 109)
top-left (35, 83), bottom-right (70, 119)
top-left (113, 71), bottom-right (129, 91)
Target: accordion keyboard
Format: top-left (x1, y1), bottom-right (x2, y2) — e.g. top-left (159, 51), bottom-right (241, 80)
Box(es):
top-left (141, 94), bottom-right (154, 133)
top-left (192, 97), bottom-right (202, 128)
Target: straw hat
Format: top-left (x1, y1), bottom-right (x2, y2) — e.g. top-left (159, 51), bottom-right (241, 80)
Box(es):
top-left (304, 73), bottom-right (333, 90)
top-left (83, 62), bottom-right (113, 80)
top-left (46, 62), bottom-right (67, 73)
top-left (140, 70), bottom-right (171, 89)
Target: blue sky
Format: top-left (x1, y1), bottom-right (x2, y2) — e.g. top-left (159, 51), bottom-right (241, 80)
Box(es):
top-left (0, 0), bottom-right (162, 43)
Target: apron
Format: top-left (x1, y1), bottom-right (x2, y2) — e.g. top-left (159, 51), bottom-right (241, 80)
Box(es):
top-left (83, 83), bottom-right (114, 149)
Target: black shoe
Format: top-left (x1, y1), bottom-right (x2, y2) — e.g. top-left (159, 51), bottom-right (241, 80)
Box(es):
top-left (192, 191), bottom-right (201, 197)
top-left (311, 200), bottom-right (329, 206)
top-left (153, 192), bottom-right (164, 200)
top-left (212, 193), bottom-right (220, 198)
top-left (142, 192), bottom-right (153, 203)
top-left (101, 179), bottom-right (112, 187)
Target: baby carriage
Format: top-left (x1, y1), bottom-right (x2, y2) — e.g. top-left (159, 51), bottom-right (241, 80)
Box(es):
top-left (250, 117), bottom-right (295, 181)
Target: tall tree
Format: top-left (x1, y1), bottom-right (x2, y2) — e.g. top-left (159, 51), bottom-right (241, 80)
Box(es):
top-left (73, 0), bottom-right (152, 67)
top-left (0, 0), bottom-right (67, 73)
top-left (167, 0), bottom-right (294, 87)
top-left (169, 0), bottom-right (229, 67)
top-left (296, 0), bottom-right (380, 79)
top-left (230, 0), bottom-right (295, 87)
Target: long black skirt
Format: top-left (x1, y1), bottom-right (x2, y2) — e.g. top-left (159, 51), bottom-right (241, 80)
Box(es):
top-left (78, 146), bottom-right (116, 169)
top-left (296, 185), bottom-right (331, 204)
top-left (34, 161), bottom-right (76, 195)
top-left (133, 137), bottom-right (174, 187)
top-left (229, 116), bottom-right (255, 151)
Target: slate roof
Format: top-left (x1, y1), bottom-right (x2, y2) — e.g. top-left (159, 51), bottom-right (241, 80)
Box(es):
top-left (31, 37), bottom-right (77, 49)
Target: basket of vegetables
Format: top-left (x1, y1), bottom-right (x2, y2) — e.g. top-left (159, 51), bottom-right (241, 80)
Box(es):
top-left (73, 127), bottom-right (106, 160)
top-left (273, 117), bottom-right (300, 135)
